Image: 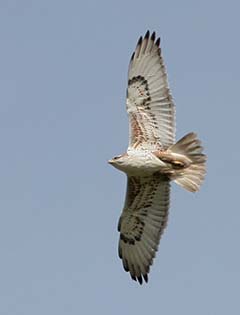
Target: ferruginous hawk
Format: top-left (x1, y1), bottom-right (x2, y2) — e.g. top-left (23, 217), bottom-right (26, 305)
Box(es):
top-left (109, 31), bottom-right (206, 284)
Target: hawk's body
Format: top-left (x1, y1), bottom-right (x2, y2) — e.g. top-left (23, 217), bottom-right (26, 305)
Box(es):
top-left (109, 31), bottom-right (206, 284)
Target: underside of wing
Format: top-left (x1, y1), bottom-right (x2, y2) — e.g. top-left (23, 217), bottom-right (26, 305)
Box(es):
top-left (118, 174), bottom-right (171, 284)
top-left (127, 31), bottom-right (175, 151)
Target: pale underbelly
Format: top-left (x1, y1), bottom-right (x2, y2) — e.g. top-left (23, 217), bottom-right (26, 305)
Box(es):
top-left (118, 157), bottom-right (169, 176)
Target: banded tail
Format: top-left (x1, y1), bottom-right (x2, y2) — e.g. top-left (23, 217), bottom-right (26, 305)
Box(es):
top-left (169, 132), bottom-right (206, 192)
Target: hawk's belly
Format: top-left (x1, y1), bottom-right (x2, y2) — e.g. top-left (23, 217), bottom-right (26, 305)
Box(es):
top-left (117, 153), bottom-right (168, 176)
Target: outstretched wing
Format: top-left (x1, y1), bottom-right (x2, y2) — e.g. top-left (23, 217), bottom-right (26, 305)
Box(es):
top-left (118, 174), bottom-right (170, 284)
top-left (127, 31), bottom-right (175, 151)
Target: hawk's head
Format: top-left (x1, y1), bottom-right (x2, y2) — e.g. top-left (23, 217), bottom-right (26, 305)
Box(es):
top-left (108, 153), bottom-right (129, 171)
top-left (108, 154), bottom-right (124, 165)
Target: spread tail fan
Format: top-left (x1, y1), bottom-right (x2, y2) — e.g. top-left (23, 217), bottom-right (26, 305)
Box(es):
top-left (169, 132), bottom-right (206, 192)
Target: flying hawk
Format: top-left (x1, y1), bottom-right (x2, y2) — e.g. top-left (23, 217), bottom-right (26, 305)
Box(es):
top-left (109, 31), bottom-right (206, 284)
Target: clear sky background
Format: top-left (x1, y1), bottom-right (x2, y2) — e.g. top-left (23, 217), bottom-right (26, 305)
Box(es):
top-left (0, 0), bottom-right (239, 314)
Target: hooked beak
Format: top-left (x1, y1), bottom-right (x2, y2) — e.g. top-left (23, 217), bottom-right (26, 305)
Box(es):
top-left (108, 159), bottom-right (114, 164)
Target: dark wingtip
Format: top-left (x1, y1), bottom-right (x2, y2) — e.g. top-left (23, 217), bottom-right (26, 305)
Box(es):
top-left (137, 276), bottom-right (143, 285)
top-left (144, 30), bottom-right (150, 39)
top-left (123, 259), bottom-right (129, 272)
top-left (143, 274), bottom-right (148, 283)
top-left (131, 275), bottom-right (137, 282)
top-left (151, 31), bottom-right (156, 41)
top-left (130, 51), bottom-right (135, 61)
top-left (156, 37), bottom-right (161, 47)
top-left (137, 36), bottom-right (143, 46)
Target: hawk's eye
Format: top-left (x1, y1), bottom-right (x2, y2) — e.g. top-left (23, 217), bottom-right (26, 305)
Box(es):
top-left (113, 155), bottom-right (122, 160)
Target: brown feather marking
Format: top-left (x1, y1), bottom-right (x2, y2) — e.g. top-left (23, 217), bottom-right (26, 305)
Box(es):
top-left (131, 113), bottom-right (146, 148)
top-left (128, 75), bottom-right (163, 148)
top-left (153, 150), bottom-right (191, 168)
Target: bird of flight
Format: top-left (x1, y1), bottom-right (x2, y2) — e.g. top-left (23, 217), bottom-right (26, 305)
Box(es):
top-left (109, 31), bottom-right (206, 284)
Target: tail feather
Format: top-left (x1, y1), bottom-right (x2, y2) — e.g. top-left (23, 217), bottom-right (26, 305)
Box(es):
top-left (169, 132), bottom-right (206, 192)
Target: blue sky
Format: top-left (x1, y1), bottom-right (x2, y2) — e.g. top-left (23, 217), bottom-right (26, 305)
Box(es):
top-left (0, 0), bottom-right (239, 314)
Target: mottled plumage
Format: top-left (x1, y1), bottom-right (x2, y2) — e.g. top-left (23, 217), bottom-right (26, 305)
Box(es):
top-left (109, 31), bottom-right (206, 284)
